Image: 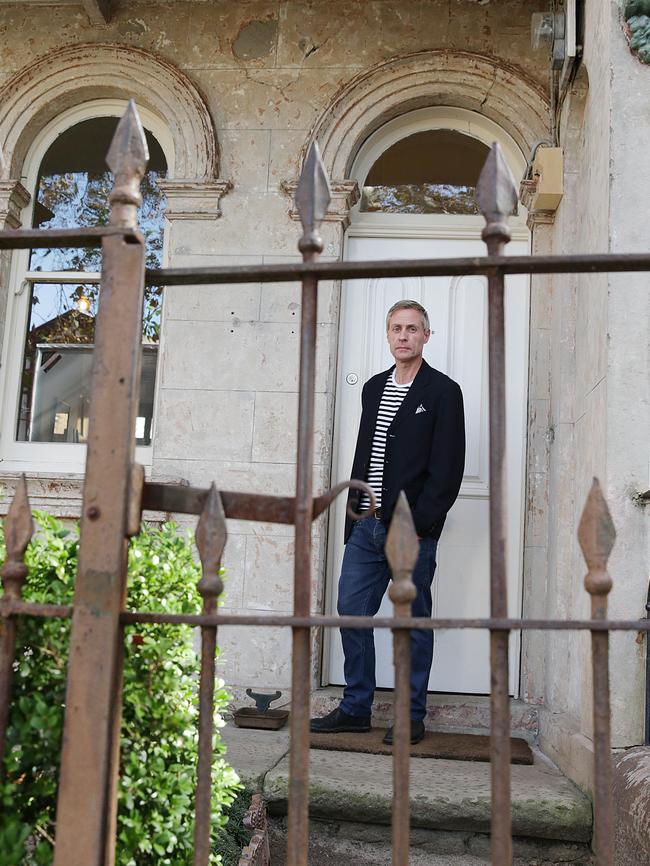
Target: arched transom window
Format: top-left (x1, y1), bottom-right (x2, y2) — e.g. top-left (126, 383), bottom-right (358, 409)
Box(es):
top-left (360, 129), bottom-right (490, 215)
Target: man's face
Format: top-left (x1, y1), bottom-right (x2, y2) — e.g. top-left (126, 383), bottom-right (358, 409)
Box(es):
top-left (386, 308), bottom-right (430, 362)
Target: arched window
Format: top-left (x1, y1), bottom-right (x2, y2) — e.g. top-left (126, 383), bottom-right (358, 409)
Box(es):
top-left (360, 129), bottom-right (490, 215)
top-left (1, 107), bottom-right (168, 470)
top-left (346, 108), bottom-right (526, 227)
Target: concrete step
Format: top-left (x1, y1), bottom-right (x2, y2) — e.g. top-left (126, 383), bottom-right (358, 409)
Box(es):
top-left (222, 725), bottom-right (593, 865)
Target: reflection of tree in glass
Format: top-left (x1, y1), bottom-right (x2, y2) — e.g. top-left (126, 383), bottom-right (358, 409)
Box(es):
top-left (28, 283), bottom-right (160, 344)
top-left (30, 170), bottom-right (165, 341)
top-left (361, 183), bottom-right (479, 215)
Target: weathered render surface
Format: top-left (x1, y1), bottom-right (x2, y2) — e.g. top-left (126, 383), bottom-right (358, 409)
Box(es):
top-left (0, 0), bottom-right (648, 811)
top-left (612, 747), bottom-right (650, 866)
top-left (0, 0), bottom-right (545, 691)
top-left (522, 0), bottom-right (650, 791)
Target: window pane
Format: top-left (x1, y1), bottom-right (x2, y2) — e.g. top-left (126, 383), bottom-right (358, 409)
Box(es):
top-left (14, 115), bottom-right (167, 451)
top-left (30, 117), bottom-right (167, 272)
top-left (361, 183), bottom-right (478, 215)
top-left (360, 129), bottom-right (490, 215)
top-left (16, 282), bottom-right (158, 446)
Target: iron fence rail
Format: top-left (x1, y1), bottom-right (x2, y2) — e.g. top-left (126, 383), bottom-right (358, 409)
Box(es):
top-left (6, 226), bottom-right (650, 279)
top-left (145, 252), bottom-right (650, 284)
top-left (4, 598), bottom-right (650, 633)
top-left (0, 225), bottom-right (140, 249)
top-left (0, 99), bottom-right (637, 866)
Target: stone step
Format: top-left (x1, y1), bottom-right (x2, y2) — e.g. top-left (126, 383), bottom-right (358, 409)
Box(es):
top-left (266, 818), bottom-right (592, 866)
top-left (309, 688), bottom-right (540, 741)
top-left (222, 726), bottom-right (593, 864)
top-left (228, 687), bottom-right (540, 741)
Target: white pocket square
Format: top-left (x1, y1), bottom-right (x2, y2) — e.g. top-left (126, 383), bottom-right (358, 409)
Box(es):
top-left (415, 404), bottom-right (426, 414)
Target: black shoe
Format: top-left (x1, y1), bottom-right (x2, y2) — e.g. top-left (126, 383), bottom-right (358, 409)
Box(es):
top-left (310, 707), bottom-right (371, 734)
top-left (382, 720), bottom-right (425, 745)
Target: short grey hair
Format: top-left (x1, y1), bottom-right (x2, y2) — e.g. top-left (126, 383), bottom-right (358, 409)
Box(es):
top-left (386, 299), bottom-right (430, 332)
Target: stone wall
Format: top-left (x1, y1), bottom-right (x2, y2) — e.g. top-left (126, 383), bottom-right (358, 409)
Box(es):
top-left (1, 0), bottom-right (648, 811)
top-left (0, 1), bottom-right (545, 696)
top-left (613, 747), bottom-right (650, 866)
top-left (526, 0), bottom-right (650, 791)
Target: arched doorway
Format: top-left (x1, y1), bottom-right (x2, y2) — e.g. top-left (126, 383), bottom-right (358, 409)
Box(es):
top-left (326, 108), bottom-right (530, 696)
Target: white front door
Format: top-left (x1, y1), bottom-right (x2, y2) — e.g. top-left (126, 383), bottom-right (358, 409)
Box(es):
top-left (326, 222), bottom-right (529, 695)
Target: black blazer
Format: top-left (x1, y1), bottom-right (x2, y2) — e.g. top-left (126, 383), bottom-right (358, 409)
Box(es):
top-left (345, 359), bottom-right (465, 542)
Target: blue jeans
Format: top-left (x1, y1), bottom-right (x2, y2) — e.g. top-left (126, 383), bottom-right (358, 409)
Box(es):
top-left (337, 516), bottom-right (438, 721)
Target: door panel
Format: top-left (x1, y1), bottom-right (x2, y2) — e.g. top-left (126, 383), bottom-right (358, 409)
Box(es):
top-left (326, 232), bottom-right (528, 695)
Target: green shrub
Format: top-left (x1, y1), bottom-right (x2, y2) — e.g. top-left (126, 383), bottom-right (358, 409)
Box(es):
top-left (0, 513), bottom-right (241, 865)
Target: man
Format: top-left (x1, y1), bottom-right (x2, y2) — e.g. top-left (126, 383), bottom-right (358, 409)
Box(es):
top-left (311, 299), bottom-right (465, 744)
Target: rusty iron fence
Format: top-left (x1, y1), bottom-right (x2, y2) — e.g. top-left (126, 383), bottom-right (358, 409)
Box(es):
top-left (0, 100), bottom-right (647, 866)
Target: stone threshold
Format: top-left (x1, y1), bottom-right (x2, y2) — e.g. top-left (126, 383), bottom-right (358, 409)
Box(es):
top-left (310, 687), bottom-right (540, 741)
top-left (222, 724), bottom-right (593, 863)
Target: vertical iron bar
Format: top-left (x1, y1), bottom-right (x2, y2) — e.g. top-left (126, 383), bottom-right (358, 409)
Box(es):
top-left (590, 628), bottom-right (613, 865)
top-left (287, 143), bottom-right (331, 866)
top-left (195, 617), bottom-right (218, 862)
top-left (53, 102), bottom-right (149, 866)
top-left (385, 493), bottom-right (419, 866)
top-left (485, 202), bottom-right (512, 866)
top-left (391, 627), bottom-right (411, 866)
top-left (193, 484), bottom-right (227, 866)
top-left (287, 271), bottom-right (317, 866)
top-left (0, 621), bottom-right (17, 771)
top-left (645, 579), bottom-right (650, 746)
top-left (578, 480), bottom-right (616, 866)
top-left (486, 250), bottom-right (512, 866)
top-left (105, 467), bottom-right (143, 866)
top-left (476, 142), bottom-right (518, 866)
top-left (0, 476), bottom-right (34, 768)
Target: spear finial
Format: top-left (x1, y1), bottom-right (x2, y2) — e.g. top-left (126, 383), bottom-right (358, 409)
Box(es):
top-left (1, 475), bottom-right (34, 599)
top-left (475, 142), bottom-right (518, 245)
top-left (295, 142), bottom-right (331, 259)
top-left (386, 492), bottom-right (418, 607)
top-left (578, 478), bottom-right (616, 598)
top-left (195, 483), bottom-right (227, 604)
top-left (106, 100), bottom-right (149, 229)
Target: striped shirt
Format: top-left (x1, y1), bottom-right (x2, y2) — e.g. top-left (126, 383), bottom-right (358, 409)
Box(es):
top-left (360, 371), bottom-right (412, 512)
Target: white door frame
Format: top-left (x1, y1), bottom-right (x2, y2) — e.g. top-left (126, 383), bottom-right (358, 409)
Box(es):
top-left (322, 107), bottom-right (530, 696)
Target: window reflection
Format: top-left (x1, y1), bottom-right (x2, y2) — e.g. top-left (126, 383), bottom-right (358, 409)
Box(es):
top-left (360, 129), bottom-right (491, 215)
top-left (16, 116), bottom-right (167, 447)
top-left (361, 183), bottom-right (478, 215)
top-left (30, 117), bottom-right (166, 271)
top-left (17, 283), bottom-right (157, 446)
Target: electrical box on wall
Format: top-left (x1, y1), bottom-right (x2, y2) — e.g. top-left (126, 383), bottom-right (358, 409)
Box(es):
top-left (531, 0), bottom-right (579, 80)
top-left (519, 147), bottom-right (563, 215)
top-left (531, 147), bottom-right (563, 210)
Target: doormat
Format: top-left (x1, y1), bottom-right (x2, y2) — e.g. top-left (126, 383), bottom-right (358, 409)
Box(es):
top-left (310, 728), bottom-right (533, 765)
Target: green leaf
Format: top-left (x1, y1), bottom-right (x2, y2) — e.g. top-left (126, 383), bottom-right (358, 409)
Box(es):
top-left (0, 514), bottom-right (242, 866)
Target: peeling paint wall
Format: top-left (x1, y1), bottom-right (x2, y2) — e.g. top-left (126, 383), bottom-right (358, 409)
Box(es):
top-left (522, 0), bottom-right (650, 794)
top-left (9, 1), bottom-right (649, 803)
top-left (613, 747), bottom-right (650, 866)
top-left (0, 1), bottom-right (545, 701)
